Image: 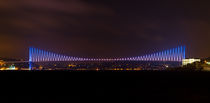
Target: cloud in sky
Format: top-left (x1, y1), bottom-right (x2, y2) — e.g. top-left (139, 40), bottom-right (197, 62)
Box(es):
top-left (0, 0), bottom-right (210, 59)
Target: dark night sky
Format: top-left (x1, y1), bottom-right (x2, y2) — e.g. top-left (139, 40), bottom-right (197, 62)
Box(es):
top-left (0, 0), bottom-right (210, 59)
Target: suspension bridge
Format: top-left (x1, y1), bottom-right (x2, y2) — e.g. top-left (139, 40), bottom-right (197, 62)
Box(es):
top-left (29, 46), bottom-right (186, 70)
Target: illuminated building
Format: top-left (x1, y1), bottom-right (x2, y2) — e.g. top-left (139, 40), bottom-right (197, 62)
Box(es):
top-left (182, 58), bottom-right (201, 66)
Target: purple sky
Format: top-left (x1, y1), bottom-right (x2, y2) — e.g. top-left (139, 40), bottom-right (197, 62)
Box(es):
top-left (0, 0), bottom-right (210, 59)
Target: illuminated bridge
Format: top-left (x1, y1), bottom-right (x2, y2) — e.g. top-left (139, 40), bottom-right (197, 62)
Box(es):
top-left (29, 46), bottom-right (186, 70)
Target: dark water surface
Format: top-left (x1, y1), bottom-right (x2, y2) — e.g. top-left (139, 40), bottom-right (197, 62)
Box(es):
top-left (1, 71), bottom-right (210, 103)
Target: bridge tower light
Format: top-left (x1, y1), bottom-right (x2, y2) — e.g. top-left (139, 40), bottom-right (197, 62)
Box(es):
top-left (171, 48), bottom-right (173, 61)
top-left (183, 45), bottom-right (186, 60)
top-left (175, 47), bottom-right (177, 61)
top-left (29, 47), bottom-right (32, 70)
top-left (29, 47), bottom-right (32, 62)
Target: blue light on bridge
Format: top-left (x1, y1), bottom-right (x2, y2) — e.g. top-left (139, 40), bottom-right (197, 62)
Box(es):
top-left (28, 46), bottom-right (186, 69)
